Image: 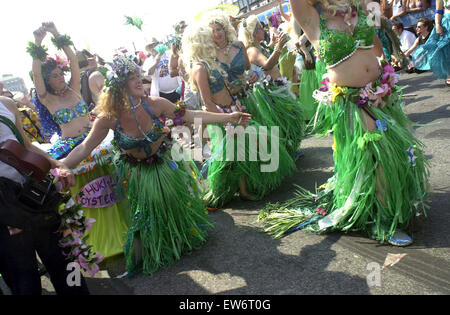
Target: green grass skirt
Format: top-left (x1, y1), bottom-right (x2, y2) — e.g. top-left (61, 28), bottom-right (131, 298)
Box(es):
top-left (244, 82), bottom-right (305, 157)
top-left (203, 119), bottom-right (296, 209)
top-left (259, 82), bottom-right (430, 243)
top-left (114, 152), bottom-right (213, 276)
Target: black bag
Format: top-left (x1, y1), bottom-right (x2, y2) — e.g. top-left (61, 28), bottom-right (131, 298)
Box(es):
top-left (0, 177), bottom-right (62, 230)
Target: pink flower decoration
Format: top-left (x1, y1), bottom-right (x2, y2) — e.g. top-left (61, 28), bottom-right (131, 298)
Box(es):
top-left (78, 254), bottom-right (89, 270)
top-left (86, 263), bottom-right (100, 278)
top-left (71, 247), bottom-right (81, 257)
top-left (84, 218), bottom-right (96, 231)
top-left (93, 252), bottom-right (105, 264)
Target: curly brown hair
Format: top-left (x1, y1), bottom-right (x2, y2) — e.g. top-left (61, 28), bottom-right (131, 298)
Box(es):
top-left (94, 87), bottom-right (134, 119)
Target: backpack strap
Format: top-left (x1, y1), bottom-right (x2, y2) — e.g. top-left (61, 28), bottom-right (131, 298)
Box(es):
top-left (0, 115), bottom-right (25, 146)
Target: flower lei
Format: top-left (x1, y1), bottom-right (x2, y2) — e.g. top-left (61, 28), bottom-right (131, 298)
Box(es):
top-left (357, 61), bottom-right (399, 109)
top-left (215, 98), bottom-right (246, 114)
top-left (58, 198), bottom-right (104, 277)
top-left (312, 76), bottom-right (339, 106)
top-left (172, 101), bottom-right (187, 126)
top-left (313, 61), bottom-right (399, 109)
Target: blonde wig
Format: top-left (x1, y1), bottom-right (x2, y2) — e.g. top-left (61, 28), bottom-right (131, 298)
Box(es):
top-left (201, 10), bottom-right (237, 44)
top-left (238, 15), bottom-right (261, 48)
top-left (181, 22), bottom-right (228, 92)
top-left (308, 0), bottom-right (360, 16)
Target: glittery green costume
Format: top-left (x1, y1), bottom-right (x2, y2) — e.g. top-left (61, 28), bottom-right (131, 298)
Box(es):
top-left (259, 7), bottom-right (429, 244)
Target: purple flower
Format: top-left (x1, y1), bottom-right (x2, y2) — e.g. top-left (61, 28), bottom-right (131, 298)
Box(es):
top-left (71, 247), bottom-right (81, 257)
top-left (173, 117), bottom-right (183, 126)
top-left (356, 97), bottom-right (369, 108)
top-left (93, 252), bottom-right (105, 264)
top-left (318, 85), bottom-right (329, 92)
top-left (78, 255), bottom-right (89, 270)
top-left (86, 263), bottom-right (100, 277)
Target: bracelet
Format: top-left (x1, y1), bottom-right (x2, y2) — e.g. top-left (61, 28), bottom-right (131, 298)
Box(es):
top-left (173, 101), bottom-right (187, 126)
top-left (51, 34), bottom-right (74, 50)
top-left (26, 41), bottom-right (48, 61)
top-left (435, 9), bottom-right (444, 15)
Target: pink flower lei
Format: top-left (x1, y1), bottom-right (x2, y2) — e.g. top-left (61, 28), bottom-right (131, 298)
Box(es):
top-left (358, 61), bottom-right (399, 109)
top-left (58, 199), bottom-right (104, 277)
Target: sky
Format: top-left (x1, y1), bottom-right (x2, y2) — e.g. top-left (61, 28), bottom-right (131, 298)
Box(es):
top-left (0, 0), bottom-right (222, 90)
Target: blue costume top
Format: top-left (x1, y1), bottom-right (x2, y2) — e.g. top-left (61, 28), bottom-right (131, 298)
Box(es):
top-left (219, 43), bottom-right (247, 82)
top-left (208, 67), bottom-right (226, 94)
top-left (114, 100), bottom-right (166, 157)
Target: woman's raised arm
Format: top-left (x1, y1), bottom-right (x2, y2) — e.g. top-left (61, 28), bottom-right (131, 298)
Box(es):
top-left (43, 22), bottom-right (81, 92)
top-left (289, 0), bottom-right (320, 47)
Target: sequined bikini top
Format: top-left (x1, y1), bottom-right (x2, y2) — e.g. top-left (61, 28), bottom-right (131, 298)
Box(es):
top-left (318, 8), bottom-right (375, 69)
top-left (114, 100), bottom-right (167, 157)
top-left (52, 100), bottom-right (89, 125)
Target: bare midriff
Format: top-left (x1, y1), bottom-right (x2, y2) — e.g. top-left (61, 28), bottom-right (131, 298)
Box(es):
top-left (327, 49), bottom-right (380, 87)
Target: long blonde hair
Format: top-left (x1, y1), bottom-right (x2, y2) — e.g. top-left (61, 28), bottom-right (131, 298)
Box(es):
top-left (238, 15), bottom-right (260, 48)
top-left (181, 22), bottom-right (228, 92)
top-left (309, 0), bottom-right (359, 16)
top-left (201, 10), bottom-right (237, 43)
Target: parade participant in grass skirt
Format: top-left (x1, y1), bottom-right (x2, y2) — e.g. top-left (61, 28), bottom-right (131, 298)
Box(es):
top-left (258, 0), bottom-right (430, 246)
top-left (182, 16), bottom-right (296, 210)
top-left (62, 54), bottom-right (252, 276)
top-left (28, 22), bottom-right (129, 258)
top-left (239, 15), bottom-right (305, 157)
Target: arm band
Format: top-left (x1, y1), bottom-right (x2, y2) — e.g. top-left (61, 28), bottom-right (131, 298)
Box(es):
top-left (435, 9), bottom-right (444, 15)
top-left (51, 34), bottom-right (74, 50)
top-left (26, 42), bottom-right (48, 61)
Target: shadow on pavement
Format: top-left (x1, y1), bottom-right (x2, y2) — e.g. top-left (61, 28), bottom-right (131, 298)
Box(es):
top-left (120, 210), bottom-right (370, 295)
top-left (408, 104), bottom-right (450, 127)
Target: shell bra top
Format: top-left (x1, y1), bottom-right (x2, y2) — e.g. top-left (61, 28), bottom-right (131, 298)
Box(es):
top-left (52, 100), bottom-right (89, 125)
top-left (208, 66), bottom-right (227, 95)
top-left (113, 100), bottom-right (166, 157)
top-left (318, 6), bottom-right (375, 69)
top-left (201, 43), bottom-right (246, 95)
top-left (196, 61), bottom-right (226, 95)
top-left (219, 43), bottom-right (246, 82)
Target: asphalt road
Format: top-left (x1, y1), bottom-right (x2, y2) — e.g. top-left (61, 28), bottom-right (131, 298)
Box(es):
top-left (37, 71), bottom-right (449, 298)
